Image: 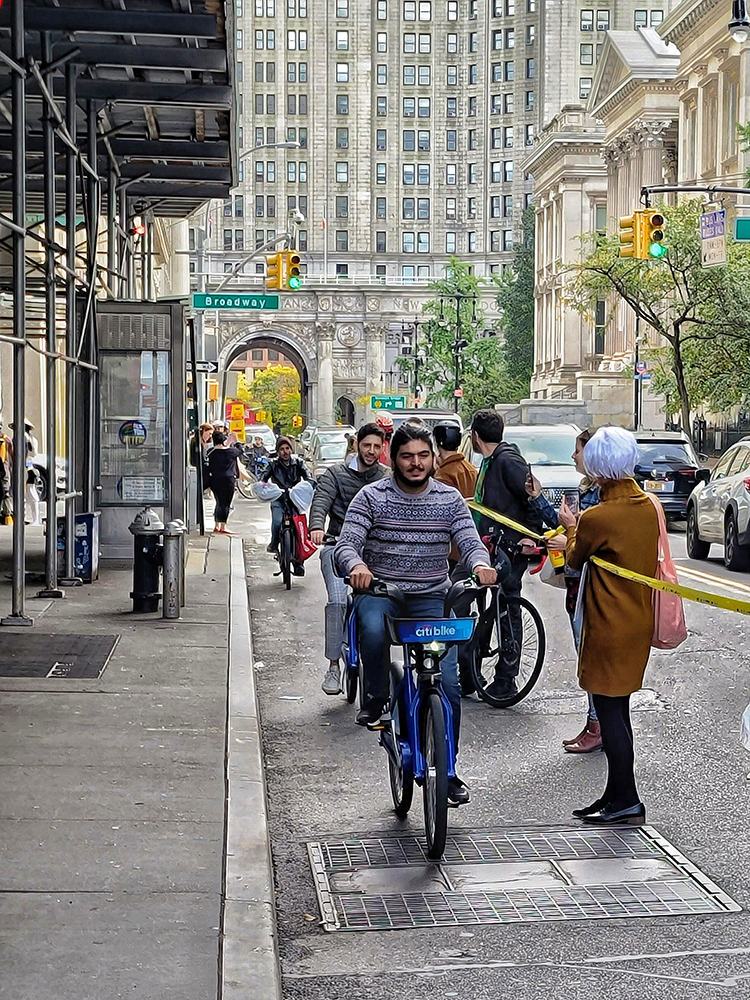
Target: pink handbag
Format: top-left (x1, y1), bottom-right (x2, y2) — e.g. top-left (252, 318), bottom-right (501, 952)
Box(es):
top-left (646, 493), bottom-right (688, 649)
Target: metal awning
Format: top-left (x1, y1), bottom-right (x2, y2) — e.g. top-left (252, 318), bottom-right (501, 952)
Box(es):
top-left (0, 0), bottom-right (237, 218)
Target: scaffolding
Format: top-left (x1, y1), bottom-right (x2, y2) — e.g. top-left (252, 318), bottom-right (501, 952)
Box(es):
top-left (0, 0), bottom-right (236, 624)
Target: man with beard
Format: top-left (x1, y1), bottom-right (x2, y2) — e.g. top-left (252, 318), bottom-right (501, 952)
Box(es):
top-left (335, 423), bottom-right (495, 806)
top-left (309, 422), bottom-right (388, 696)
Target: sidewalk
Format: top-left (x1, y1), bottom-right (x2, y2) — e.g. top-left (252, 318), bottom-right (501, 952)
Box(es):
top-left (0, 528), bottom-right (280, 1000)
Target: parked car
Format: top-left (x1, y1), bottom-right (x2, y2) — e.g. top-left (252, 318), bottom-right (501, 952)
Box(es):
top-left (308, 425), bottom-right (355, 457)
top-left (686, 437), bottom-right (750, 569)
top-left (244, 423), bottom-right (276, 453)
top-left (390, 409), bottom-right (463, 434)
top-left (309, 435), bottom-right (350, 478)
top-left (634, 431), bottom-right (707, 523)
top-left (33, 453), bottom-right (67, 504)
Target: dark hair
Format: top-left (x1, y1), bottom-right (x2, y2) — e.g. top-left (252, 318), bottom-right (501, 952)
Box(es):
top-left (276, 436), bottom-right (293, 450)
top-left (212, 430), bottom-right (227, 446)
top-left (357, 422), bottom-right (385, 443)
top-left (433, 421), bottom-right (462, 451)
top-left (576, 428), bottom-right (593, 448)
top-left (390, 422), bottom-right (434, 461)
top-left (471, 409), bottom-right (505, 444)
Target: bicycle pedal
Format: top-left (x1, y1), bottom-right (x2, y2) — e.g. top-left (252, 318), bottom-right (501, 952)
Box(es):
top-left (367, 715), bottom-right (390, 731)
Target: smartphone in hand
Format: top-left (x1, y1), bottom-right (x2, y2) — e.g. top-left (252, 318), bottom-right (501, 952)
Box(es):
top-left (563, 490), bottom-right (580, 515)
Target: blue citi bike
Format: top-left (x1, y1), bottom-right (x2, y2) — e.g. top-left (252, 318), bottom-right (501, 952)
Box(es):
top-left (342, 577), bottom-right (485, 859)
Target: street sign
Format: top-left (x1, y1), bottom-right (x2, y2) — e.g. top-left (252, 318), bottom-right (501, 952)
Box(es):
top-left (370, 395), bottom-right (406, 410)
top-left (454, 388), bottom-right (464, 398)
top-left (192, 293), bottom-right (279, 310)
top-left (192, 360), bottom-right (219, 374)
top-left (736, 217), bottom-right (750, 241)
top-left (635, 360), bottom-right (647, 375)
top-left (700, 209), bottom-right (726, 267)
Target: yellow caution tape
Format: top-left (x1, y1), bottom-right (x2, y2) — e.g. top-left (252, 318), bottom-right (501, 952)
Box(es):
top-left (467, 501), bottom-right (546, 542)
top-left (591, 555), bottom-right (750, 617)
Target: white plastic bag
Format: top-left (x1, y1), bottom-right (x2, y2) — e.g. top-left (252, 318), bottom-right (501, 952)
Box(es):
top-left (254, 481), bottom-right (282, 502)
top-left (538, 554), bottom-right (566, 589)
top-left (289, 480), bottom-right (314, 514)
top-left (741, 701), bottom-right (750, 752)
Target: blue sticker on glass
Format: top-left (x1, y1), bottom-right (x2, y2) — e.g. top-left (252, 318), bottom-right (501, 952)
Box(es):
top-left (395, 618), bottom-right (475, 644)
top-left (119, 420), bottom-right (148, 446)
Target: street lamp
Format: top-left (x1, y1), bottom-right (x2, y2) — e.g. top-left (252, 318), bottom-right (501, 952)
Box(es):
top-left (239, 141), bottom-right (301, 158)
top-left (439, 291), bottom-right (477, 413)
top-left (729, 0), bottom-right (750, 41)
top-left (400, 318), bottom-right (428, 405)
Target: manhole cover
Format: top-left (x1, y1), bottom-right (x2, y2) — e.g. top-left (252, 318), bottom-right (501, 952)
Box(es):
top-left (0, 633), bottom-right (120, 678)
top-left (307, 826), bottom-right (740, 932)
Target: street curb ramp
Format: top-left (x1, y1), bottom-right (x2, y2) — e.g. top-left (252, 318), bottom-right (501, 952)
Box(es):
top-left (222, 536), bottom-right (282, 1000)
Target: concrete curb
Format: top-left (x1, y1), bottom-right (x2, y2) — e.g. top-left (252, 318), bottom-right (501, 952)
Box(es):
top-left (222, 536), bottom-right (282, 1000)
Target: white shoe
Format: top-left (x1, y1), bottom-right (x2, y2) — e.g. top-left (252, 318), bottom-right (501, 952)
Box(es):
top-left (322, 664), bottom-right (342, 695)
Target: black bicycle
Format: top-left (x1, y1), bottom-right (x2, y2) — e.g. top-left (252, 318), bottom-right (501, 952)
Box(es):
top-left (275, 489), bottom-right (296, 590)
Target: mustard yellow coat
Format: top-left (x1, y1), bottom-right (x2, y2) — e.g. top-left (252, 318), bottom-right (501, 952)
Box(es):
top-left (566, 478), bottom-right (659, 697)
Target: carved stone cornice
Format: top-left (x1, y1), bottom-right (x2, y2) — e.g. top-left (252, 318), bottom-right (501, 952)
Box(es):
top-left (661, 0), bottom-right (725, 47)
top-left (316, 321), bottom-right (335, 340)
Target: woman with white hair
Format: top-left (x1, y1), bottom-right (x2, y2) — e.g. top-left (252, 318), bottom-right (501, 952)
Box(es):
top-left (558, 425), bottom-right (658, 825)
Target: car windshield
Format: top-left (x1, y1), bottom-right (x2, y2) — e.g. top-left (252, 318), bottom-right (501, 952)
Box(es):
top-left (504, 430), bottom-right (577, 466)
top-left (637, 442), bottom-right (697, 465)
top-left (319, 441), bottom-right (347, 460)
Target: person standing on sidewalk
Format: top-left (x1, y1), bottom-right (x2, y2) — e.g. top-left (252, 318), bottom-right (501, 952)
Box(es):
top-left (469, 409), bottom-right (541, 702)
top-left (208, 430), bottom-right (250, 535)
top-left (309, 422), bottom-right (388, 695)
top-left (526, 428), bottom-right (603, 753)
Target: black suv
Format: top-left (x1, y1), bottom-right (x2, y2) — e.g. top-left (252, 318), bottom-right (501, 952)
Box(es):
top-left (634, 431), bottom-right (708, 522)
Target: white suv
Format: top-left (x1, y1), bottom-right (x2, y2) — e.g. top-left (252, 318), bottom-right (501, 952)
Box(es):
top-left (687, 437), bottom-right (750, 570)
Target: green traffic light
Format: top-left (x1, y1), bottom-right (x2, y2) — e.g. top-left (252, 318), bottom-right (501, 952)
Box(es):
top-left (288, 275), bottom-right (302, 290)
top-left (649, 242), bottom-right (667, 259)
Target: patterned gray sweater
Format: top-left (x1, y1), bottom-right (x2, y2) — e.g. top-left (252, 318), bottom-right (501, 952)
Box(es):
top-left (334, 476), bottom-right (491, 593)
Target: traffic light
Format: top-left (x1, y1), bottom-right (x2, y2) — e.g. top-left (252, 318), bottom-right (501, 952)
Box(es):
top-left (285, 251), bottom-right (302, 290)
top-left (266, 252), bottom-right (283, 289)
top-left (618, 212), bottom-right (641, 259)
top-left (643, 210), bottom-right (667, 258)
top-left (291, 414), bottom-right (303, 429)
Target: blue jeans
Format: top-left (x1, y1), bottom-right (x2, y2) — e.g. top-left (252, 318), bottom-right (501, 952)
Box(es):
top-left (354, 591), bottom-right (462, 754)
top-left (270, 499), bottom-right (283, 549)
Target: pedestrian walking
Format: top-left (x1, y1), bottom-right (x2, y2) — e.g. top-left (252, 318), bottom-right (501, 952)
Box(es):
top-left (207, 430), bottom-right (249, 535)
top-left (0, 416), bottom-right (12, 523)
top-left (190, 422), bottom-right (214, 495)
top-left (526, 428), bottom-right (603, 753)
top-left (561, 426), bottom-right (658, 826)
top-left (309, 422), bottom-right (387, 695)
top-left (469, 409), bottom-right (542, 701)
top-left (11, 420), bottom-right (41, 525)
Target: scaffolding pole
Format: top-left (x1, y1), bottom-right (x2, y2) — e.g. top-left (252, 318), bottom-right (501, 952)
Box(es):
top-left (2, 0), bottom-right (31, 625)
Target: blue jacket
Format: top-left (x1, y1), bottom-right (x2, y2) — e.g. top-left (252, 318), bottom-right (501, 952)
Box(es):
top-left (529, 482), bottom-right (600, 578)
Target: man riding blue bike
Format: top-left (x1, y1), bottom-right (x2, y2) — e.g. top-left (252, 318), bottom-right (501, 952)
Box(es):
top-left (335, 422), bottom-right (496, 806)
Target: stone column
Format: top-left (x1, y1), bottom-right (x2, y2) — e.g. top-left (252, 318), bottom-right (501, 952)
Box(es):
top-left (364, 322), bottom-right (385, 405)
top-left (636, 119), bottom-right (673, 189)
top-left (316, 323), bottom-right (334, 424)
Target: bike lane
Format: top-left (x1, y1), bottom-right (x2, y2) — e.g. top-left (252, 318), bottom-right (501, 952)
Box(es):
top-left (237, 500), bottom-right (750, 1000)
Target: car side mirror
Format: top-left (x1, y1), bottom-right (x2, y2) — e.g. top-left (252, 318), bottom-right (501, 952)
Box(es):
top-left (696, 468), bottom-right (711, 484)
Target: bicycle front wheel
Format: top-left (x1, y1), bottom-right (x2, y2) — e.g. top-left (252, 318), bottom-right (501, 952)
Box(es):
top-left (471, 595), bottom-right (545, 708)
top-left (279, 526), bottom-right (293, 590)
top-left (344, 659), bottom-right (358, 704)
top-left (421, 689), bottom-right (448, 859)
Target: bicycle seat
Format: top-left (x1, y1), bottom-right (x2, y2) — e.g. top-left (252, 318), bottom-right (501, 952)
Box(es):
top-left (386, 616), bottom-right (476, 646)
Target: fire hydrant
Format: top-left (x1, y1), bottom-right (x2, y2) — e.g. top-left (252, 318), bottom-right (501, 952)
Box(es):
top-left (128, 507), bottom-right (164, 613)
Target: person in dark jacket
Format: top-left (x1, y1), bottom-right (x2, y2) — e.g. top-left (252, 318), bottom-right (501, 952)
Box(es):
top-left (208, 431), bottom-right (249, 534)
top-left (261, 436), bottom-right (311, 556)
top-left (470, 409), bottom-right (542, 701)
top-left (309, 423), bottom-right (387, 694)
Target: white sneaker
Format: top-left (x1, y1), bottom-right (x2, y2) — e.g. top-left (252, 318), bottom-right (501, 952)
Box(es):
top-left (322, 664), bottom-right (342, 695)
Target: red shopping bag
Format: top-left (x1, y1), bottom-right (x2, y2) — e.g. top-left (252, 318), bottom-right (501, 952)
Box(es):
top-left (292, 513), bottom-right (317, 562)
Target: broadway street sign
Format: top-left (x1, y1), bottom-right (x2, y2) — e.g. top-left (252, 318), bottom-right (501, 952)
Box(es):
top-left (192, 293), bottom-right (279, 310)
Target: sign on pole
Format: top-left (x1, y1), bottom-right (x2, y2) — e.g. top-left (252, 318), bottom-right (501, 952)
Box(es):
top-left (735, 217), bottom-right (750, 241)
top-left (700, 209), bottom-right (727, 268)
top-left (370, 395), bottom-right (406, 410)
top-left (193, 360), bottom-right (219, 374)
top-left (192, 293), bottom-right (279, 310)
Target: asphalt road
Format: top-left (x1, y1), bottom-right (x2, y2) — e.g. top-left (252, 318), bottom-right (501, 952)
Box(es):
top-left (235, 498), bottom-right (750, 1000)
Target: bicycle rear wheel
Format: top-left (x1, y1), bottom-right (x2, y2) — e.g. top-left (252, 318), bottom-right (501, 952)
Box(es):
top-left (388, 661), bottom-right (413, 818)
top-left (422, 689), bottom-right (448, 859)
top-left (236, 474), bottom-right (256, 499)
top-left (279, 526), bottom-right (293, 590)
top-left (344, 659), bottom-right (358, 703)
top-left (470, 595), bottom-right (545, 708)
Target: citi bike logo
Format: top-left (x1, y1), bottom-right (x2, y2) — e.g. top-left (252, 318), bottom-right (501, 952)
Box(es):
top-left (413, 624), bottom-right (457, 639)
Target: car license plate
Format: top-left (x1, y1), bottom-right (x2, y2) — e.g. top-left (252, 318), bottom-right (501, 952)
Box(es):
top-left (644, 480), bottom-right (674, 493)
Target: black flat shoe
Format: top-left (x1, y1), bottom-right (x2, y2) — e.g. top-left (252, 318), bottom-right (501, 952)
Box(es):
top-left (582, 802), bottom-right (646, 826)
top-left (447, 776), bottom-right (470, 806)
top-left (572, 798), bottom-right (604, 819)
top-left (356, 702), bottom-right (384, 727)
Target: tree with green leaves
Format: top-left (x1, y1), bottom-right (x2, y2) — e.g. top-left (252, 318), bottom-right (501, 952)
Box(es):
top-left (494, 205), bottom-right (535, 399)
top-left (568, 198), bottom-right (750, 431)
top-left (244, 364), bottom-right (301, 434)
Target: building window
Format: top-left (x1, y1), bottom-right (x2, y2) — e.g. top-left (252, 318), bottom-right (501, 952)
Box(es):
top-left (467, 96), bottom-right (477, 116)
top-left (492, 30), bottom-right (503, 50)
top-left (404, 0), bottom-right (416, 16)
top-left (504, 160), bottom-right (513, 182)
top-left (491, 94), bottom-right (502, 113)
top-left (266, 161), bottom-right (276, 181)
top-left (650, 9), bottom-right (663, 24)
top-left (402, 232), bottom-right (415, 252)
top-left (418, 97), bottom-right (431, 117)
top-left (490, 196), bottom-right (501, 217)
top-left (377, 129), bottom-right (387, 150)
top-left (446, 97), bottom-right (457, 117)
top-left (336, 195), bottom-right (348, 217)
top-left (377, 162), bottom-right (387, 183)
top-left (447, 32), bottom-right (458, 52)
top-left (224, 229), bottom-right (232, 250)
top-left (502, 125), bottom-right (512, 147)
top-left (376, 197), bottom-right (387, 218)
top-left (504, 92), bottom-right (514, 113)
top-left (493, 0), bottom-right (502, 12)
top-left (235, 195), bottom-right (244, 217)
top-left (634, 9), bottom-right (647, 27)
top-left (266, 195), bottom-right (276, 217)
top-left (337, 0), bottom-right (348, 14)
top-left (502, 230), bottom-right (512, 251)
top-left (335, 263), bottom-right (349, 277)
top-left (467, 232), bottom-right (476, 252)
top-left (255, 161), bottom-right (264, 183)
top-left (287, 94), bottom-right (297, 114)
top-left (404, 97), bottom-right (416, 116)
top-left (445, 198), bottom-right (456, 219)
top-left (469, 32), bottom-right (478, 52)
top-left (579, 77), bottom-right (592, 99)
top-left (446, 129), bottom-right (457, 150)
top-left (503, 196), bottom-right (512, 217)
top-left (336, 127), bottom-right (348, 148)
top-left (336, 63), bottom-right (349, 82)
top-left (419, 65), bottom-right (431, 84)
top-left (404, 65), bottom-right (416, 84)
top-left (266, 94), bottom-right (276, 113)
top-left (490, 231), bottom-right (501, 252)
top-left (505, 61), bottom-right (514, 81)
top-left (377, 96), bottom-right (387, 115)
top-left (506, 0), bottom-right (515, 11)
top-left (377, 64), bottom-right (388, 83)
top-left (597, 9), bottom-right (610, 29)
top-left (267, 30), bottom-right (276, 48)
top-left (235, 230), bottom-right (244, 251)
top-left (447, 65), bottom-right (457, 84)
top-left (447, 0), bottom-right (458, 18)
top-left (376, 231), bottom-right (387, 252)
top-left (580, 44), bottom-right (593, 65)
top-left (580, 8), bottom-right (594, 29)
top-left (527, 25), bottom-right (535, 44)
top-left (336, 162), bottom-right (349, 182)
top-left (525, 90), bottom-right (534, 110)
top-left (525, 124), bottom-right (534, 146)
top-left (377, 0), bottom-right (388, 16)
top-left (446, 232), bottom-right (457, 253)
top-left (404, 32), bottom-right (416, 52)
top-left (417, 232), bottom-right (430, 252)
top-left (336, 94), bottom-right (349, 114)
top-left (468, 162), bottom-right (477, 183)
top-left (526, 57), bottom-right (535, 77)
top-left (418, 129), bottom-right (430, 150)
top-left (419, 33), bottom-right (431, 51)
top-left (594, 300), bottom-right (606, 354)
top-left (224, 198), bottom-right (233, 217)
top-left (417, 164), bottom-right (430, 184)
top-left (491, 126), bottom-right (501, 148)
top-left (255, 230), bottom-right (264, 248)
top-left (446, 163), bottom-right (457, 184)
top-left (336, 30), bottom-right (349, 49)
top-left (288, 162), bottom-right (297, 182)
top-left (403, 197), bottom-right (415, 219)
top-left (336, 231), bottom-right (349, 251)
top-left (418, 197), bottom-right (430, 219)
top-left (403, 129), bottom-right (416, 151)
top-left (467, 196), bottom-right (477, 218)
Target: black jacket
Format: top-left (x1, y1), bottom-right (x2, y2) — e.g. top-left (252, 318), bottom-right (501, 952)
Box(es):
top-left (475, 442), bottom-right (542, 545)
top-left (261, 455), bottom-right (310, 490)
top-left (309, 461), bottom-right (388, 538)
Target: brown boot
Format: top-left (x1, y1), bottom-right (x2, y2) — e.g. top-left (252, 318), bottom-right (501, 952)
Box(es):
top-left (564, 720), bottom-right (602, 754)
top-left (562, 718), bottom-right (590, 746)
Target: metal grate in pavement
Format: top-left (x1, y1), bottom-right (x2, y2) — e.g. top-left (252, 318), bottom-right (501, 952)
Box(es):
top-left (0, 634), bottom-right (120, 678)
top-left (307, 826), bottom-right (741, 932)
